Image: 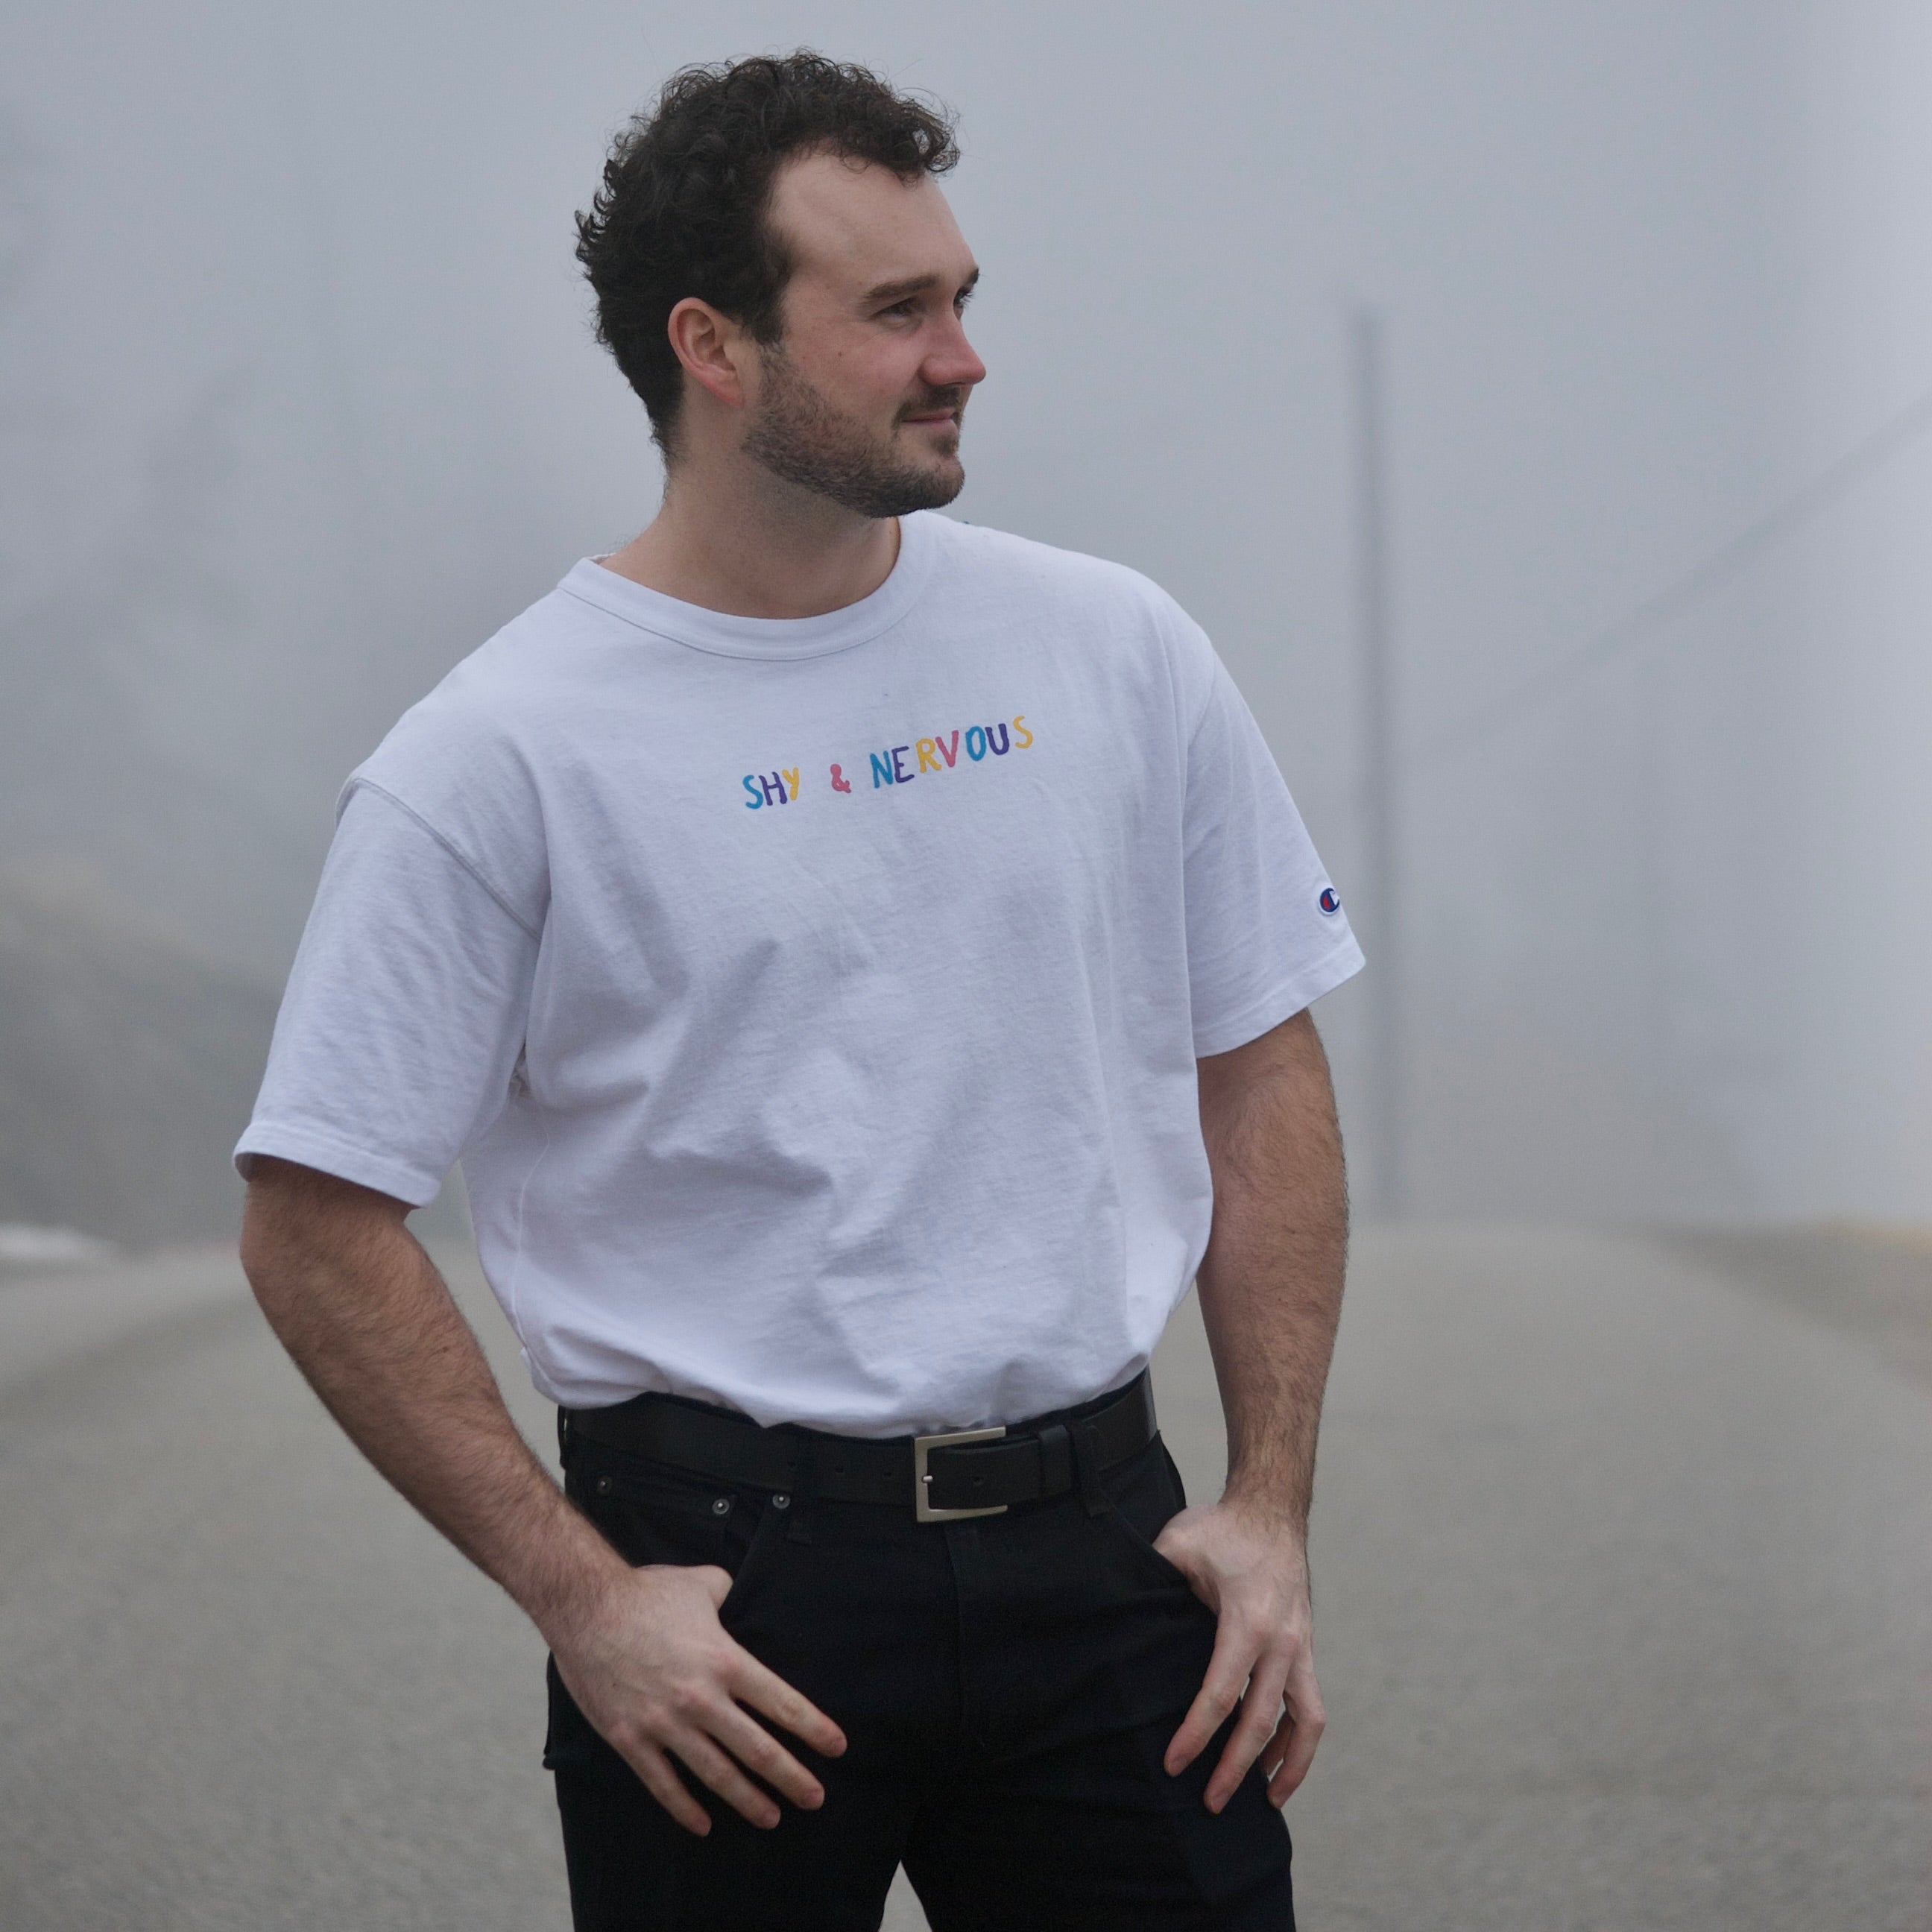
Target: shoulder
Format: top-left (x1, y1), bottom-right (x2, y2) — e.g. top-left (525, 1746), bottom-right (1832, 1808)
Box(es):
top-left (340, 578), bottom-right (598, 925)
top-left (921, 514), bottom-right (1219, 716)
top-left (361, 581), bottom-right (593, 780)
top-left (921, 512), bottom-right (1185, 622)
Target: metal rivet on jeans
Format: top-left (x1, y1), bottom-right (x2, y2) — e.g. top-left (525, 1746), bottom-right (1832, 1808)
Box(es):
top-left (771, 1493), bottom-right (791, 1511)
top-left (593, 1475), bottom-right (613, 1497)
top-left (711, 1497), bottom-right (731, 1516)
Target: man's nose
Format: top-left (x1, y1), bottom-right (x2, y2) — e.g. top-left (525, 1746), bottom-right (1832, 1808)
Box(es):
top-left (923, 315), bottom-right (987, 395)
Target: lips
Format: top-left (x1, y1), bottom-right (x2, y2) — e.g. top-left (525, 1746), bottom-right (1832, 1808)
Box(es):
top-left (900, 391), bottom-right (967, 427)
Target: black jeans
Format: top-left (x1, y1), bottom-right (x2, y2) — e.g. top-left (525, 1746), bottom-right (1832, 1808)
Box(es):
top-left (546, 1415), bottom-right (1295, 1931)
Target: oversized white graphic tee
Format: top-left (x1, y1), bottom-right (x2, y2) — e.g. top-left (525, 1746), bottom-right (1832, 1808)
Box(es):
top-left (237, 511), bottom-right (1363, 1434)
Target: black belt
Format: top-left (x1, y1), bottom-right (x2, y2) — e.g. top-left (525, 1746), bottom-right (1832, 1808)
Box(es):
top-left (560, 1371), bottom-right (1158, 1522)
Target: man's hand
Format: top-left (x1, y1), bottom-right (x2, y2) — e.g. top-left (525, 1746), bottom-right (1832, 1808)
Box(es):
top-left (1155, 1500), bottom-right (1324, 1811)
top-left (240, 1159), bottom-right (844, 1839)
top-left (549, 1560), bottom-right (846, 1837)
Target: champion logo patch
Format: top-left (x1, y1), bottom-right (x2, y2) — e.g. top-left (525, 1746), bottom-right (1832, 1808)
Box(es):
top-left (1318, 887), bottom-right (1342, 917)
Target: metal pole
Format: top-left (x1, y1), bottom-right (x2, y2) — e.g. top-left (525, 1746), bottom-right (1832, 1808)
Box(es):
top-left (1351, 307), bottom-right (1404, 1219)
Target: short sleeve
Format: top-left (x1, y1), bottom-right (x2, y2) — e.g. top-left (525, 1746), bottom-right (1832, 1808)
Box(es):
top-left (234, 783), bottom-right (540, 1205)
top-left (1182, 662), bottom-right (1365, 1055)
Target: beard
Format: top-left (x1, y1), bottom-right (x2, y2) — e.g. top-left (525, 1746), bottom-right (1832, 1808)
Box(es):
top-left (741, 345), bottom-right (967, 518)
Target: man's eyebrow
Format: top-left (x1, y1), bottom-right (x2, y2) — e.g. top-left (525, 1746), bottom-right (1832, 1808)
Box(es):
top-left (864, 265), bottom-right (981, 306)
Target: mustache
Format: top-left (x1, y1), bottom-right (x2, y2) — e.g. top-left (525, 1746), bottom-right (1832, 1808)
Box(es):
top-left (897, 387), bottom-right (970, 422)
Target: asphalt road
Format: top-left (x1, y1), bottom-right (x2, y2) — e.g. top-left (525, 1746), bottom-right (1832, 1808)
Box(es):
top-left (1, 1226), bottom-right (1926, 1930)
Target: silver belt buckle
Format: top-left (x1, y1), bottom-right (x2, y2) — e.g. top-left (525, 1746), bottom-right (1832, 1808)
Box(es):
top-left (914, 1424), bottom-right (1008, 1521)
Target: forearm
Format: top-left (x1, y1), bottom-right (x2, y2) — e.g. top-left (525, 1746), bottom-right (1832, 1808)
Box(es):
top-left (1193, 1008), bottom-right (1348, 1531)
top-left (242, 1158), bottom-right (843, 1835)
top-left (239, 1162), bottom-right (625, 1645)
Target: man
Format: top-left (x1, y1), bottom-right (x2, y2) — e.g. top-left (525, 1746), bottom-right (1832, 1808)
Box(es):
top-left (238, 51), bottom-right (1361, 1932)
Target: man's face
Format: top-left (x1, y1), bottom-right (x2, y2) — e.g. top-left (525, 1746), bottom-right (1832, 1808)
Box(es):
top-left (739, 151), bottom-right (985, 517)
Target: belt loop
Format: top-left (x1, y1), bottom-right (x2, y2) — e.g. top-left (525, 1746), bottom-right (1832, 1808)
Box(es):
top-left (1037, 1421), bottom-right (1073, 1500)
top-left (1071, 1419), bottom-right (1108, 1517)
top-left (784, 1494), bottom-right (815, 1543)
top-left (786, 1435), bottom-right (815, 1543)
top-left (556, 1408), bottom-right (573, 1468)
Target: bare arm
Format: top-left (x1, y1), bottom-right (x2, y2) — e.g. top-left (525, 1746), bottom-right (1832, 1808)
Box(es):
top-left (1154, 1006), bottom-right (1347, 1810)
top-left (239, 1158), bottom-right (844, 1834)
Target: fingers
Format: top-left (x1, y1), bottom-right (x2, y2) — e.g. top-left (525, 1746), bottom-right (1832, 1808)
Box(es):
top-left (566, 1563), bottom-right (847, 1838)
top-left (650, 1637), bottom-right (842, 1825)
top-left (734, 1649), bottom-right (848, 1761)
top-left (1265, 1652), bottom-right (1326, 1805)
top-left (1258, 1706), bottom-right (1295, 1787)
top-left (625, 1736), bottom-right (713, 1837)
top-left (1202, 1658), bottom-right (1289, 1813)
top-left (614, 1682), bottom-right (830, 1835)
top-left (668, 1726), bottom-right (786, 1831)
top-left (1167, 1623), bottom-right (1325, 1813)
top-left (710, 1699), bottom-right (829, 1813)
top-left (1164, 1623), bottom-right (1258, 1778)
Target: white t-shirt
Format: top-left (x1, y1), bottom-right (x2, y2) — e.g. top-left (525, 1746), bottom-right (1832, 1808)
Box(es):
top-left (236, 511), bottom-right (1363, 1435)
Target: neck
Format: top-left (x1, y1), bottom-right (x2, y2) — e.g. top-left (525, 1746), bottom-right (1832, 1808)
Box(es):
top-left (600, 449), bottom-right (901, 620)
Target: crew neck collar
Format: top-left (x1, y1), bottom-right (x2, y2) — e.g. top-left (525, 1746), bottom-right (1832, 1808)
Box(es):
top-left (559, 511), bottom-right (941, 662)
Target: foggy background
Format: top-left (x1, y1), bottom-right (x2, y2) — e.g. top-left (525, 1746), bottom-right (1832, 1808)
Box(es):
top-left (4, 0), bottom-right (1930, 1245)
top-left (6, 11), bottom-right (1931, 1930)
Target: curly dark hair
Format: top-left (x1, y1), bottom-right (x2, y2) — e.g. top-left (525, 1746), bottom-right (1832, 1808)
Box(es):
top-left (575, 51), bottom-right (959, 455)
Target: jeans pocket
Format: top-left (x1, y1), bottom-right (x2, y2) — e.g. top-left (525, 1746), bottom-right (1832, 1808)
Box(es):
top-left (1107, 1495), bottom-right (1200, 1595)
top-left (717, 1495), bottom-right (786, 1628)
top-left (1104, 1439), bottom-right (1208, 1602)
top-left (546, 1461), bottom-right (780, 1775)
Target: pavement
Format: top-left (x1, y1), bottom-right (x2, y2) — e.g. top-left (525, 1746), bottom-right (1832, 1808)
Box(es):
top-left (0, 1226), bottom-right (1926, 1930)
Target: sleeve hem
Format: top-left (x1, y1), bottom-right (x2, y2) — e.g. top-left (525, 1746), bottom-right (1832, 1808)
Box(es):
top-left (232, 1121), bottom-right (447, 1210)
top-left (1191, 934), bottom-right (1366, 1058)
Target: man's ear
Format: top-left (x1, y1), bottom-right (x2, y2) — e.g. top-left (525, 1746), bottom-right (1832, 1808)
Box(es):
top-left (666, 297), bottom-right (754, 410)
